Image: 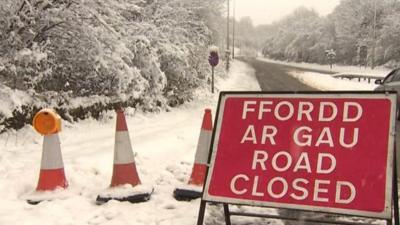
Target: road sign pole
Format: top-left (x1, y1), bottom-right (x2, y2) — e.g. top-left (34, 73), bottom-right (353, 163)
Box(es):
top-left (226, 0), bottom-right (230, 71)
top-left (232, 0), bottom-right (235, 60)
top-left (212, 66), bottom-right (215, 94)
top-left (208, 46), bottom-right (219, 93)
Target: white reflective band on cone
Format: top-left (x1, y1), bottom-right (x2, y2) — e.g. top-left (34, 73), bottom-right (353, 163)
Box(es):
top-left (114, 131), bottom-right (135, 164)
top-left (194, 130), bottom-right (212, 165)
top-left (41, 134), bottom-right (64, 170)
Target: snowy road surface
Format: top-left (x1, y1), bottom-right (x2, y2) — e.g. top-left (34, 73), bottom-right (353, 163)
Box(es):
top-left (240, 58), bottom-right (318, 91)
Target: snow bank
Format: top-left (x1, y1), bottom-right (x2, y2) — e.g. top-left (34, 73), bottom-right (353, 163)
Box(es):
top-left (258, 57), bottom-right (391, 77)
top-left (289, 71), bottom-right (377, 91)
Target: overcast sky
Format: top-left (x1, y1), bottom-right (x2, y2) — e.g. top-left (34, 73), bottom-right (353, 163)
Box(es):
top-left (234, 0), bottom-right (342, 25)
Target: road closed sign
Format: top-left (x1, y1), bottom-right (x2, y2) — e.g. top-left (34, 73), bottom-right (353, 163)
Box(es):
top-left (203, 92), bottom-right (397, 219)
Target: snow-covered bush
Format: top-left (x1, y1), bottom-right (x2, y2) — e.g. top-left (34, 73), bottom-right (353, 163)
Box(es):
top-left (0, 0), bottom-right (225, 132)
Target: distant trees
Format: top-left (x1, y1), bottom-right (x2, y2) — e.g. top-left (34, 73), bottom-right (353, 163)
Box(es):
top-left (260, 7), bottom-right (328, 63)
top-left (380, 8), bottom-right (400, 67)
top-left (259, 0), bottom-right (400, 68)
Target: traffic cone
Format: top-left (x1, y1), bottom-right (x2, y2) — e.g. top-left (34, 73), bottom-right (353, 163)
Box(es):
top-left (27, 133), bottom-right (68, 204)
top-left (173, 109), bottom-right (213, 201)
top-left (96, 108), bottom-right (153, 204)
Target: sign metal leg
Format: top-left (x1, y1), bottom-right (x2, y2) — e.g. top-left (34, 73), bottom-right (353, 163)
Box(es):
top-left (223, 204), bottom-right (231, 225)
top-left (394, 181), bottom-right (399, 225)
top-left (197, 200), bottom-right (207, 225)
top-left (393, 146), bottom-right (399, 225)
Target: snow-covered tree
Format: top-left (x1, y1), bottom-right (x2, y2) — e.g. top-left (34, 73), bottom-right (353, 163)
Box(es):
top-left (0, 0), bottom-right (225, 131)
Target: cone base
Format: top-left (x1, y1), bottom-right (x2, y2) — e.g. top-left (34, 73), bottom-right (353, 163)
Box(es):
top-left (25, 187), bottom-right (71, 205)
top-left (27, 199), bottom-right (42, 205)
top-left (96, 192), bottom-right (152, 204)
top-left (173, 188), bottom-right (202, 201)
top-left (96, 185), bottom-right (154, 205)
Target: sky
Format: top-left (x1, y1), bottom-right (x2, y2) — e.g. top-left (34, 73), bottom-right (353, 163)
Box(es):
top-left (234, 0), bottom-right (342, 26)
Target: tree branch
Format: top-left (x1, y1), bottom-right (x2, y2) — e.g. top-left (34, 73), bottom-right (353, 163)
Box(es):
top-left (27, 21), bottom-right (65, 47)
top-left (17, 0), bottom-right (26, 14)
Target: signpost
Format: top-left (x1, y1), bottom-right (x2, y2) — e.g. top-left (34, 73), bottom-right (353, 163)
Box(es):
top-left (197, 91), bottom-right (399, 225)
top-left (359, 45), bottom-right (368, 68)
top-left (325, 49), bottom-right (336, 69)
top-left (208, 47), bottom-right (219, 94)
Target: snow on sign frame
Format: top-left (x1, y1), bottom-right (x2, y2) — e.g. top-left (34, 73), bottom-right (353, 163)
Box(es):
top-left (202, 91), bottom-right (397, 220)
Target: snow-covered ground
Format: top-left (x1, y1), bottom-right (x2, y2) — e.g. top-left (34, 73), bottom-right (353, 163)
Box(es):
top-left (0, 60), bottom-right (391, 225)
top-left (0, 61), bottom-right (265, 225)
top-left (258, 57), bottom-right (391, 77)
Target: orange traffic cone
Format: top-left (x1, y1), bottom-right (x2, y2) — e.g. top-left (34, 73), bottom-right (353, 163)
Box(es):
top-left (27, 109), bottom-right (67, 205)
top-left (110, 109), bottom-right (141, 187)
top-left (188, 109), bottom-right (212, 186)
top-left (174, 109), bottom-right (213, 201)
top-left (36, 134), bottom-right (68, 192)
top-left (96, 108), bottom-right (152, 204)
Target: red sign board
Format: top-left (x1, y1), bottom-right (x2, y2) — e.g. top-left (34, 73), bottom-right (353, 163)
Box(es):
top-left (203, 93), bottom-right (396, 219)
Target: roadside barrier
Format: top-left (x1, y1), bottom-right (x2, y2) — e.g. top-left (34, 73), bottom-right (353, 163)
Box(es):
top-left (27, 108), bottom-right (215, 204)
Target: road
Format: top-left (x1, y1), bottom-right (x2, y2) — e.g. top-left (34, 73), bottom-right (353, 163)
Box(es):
top-left (239, 58), bottom-right (322, 225)
top-left (240, 58), bottom-right (323, 91)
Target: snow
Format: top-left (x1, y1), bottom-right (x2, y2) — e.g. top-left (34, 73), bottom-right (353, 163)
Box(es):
top-left (208, 46), bottom-right (219, 53)
top-left (97, 184), bottom-right (154, 199)
top-left (289, 71), bottom-right (377, 91)
top-left (0, 84), bottom-right (33, 117)
top-left (0, 60), bottom-right (262, 225)
top-left (15, 47), bottom-right (48, 63)
top-left (174, 184), bottom-right (203, 193)
top-left (258, 57), bottom-right (391, 77)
